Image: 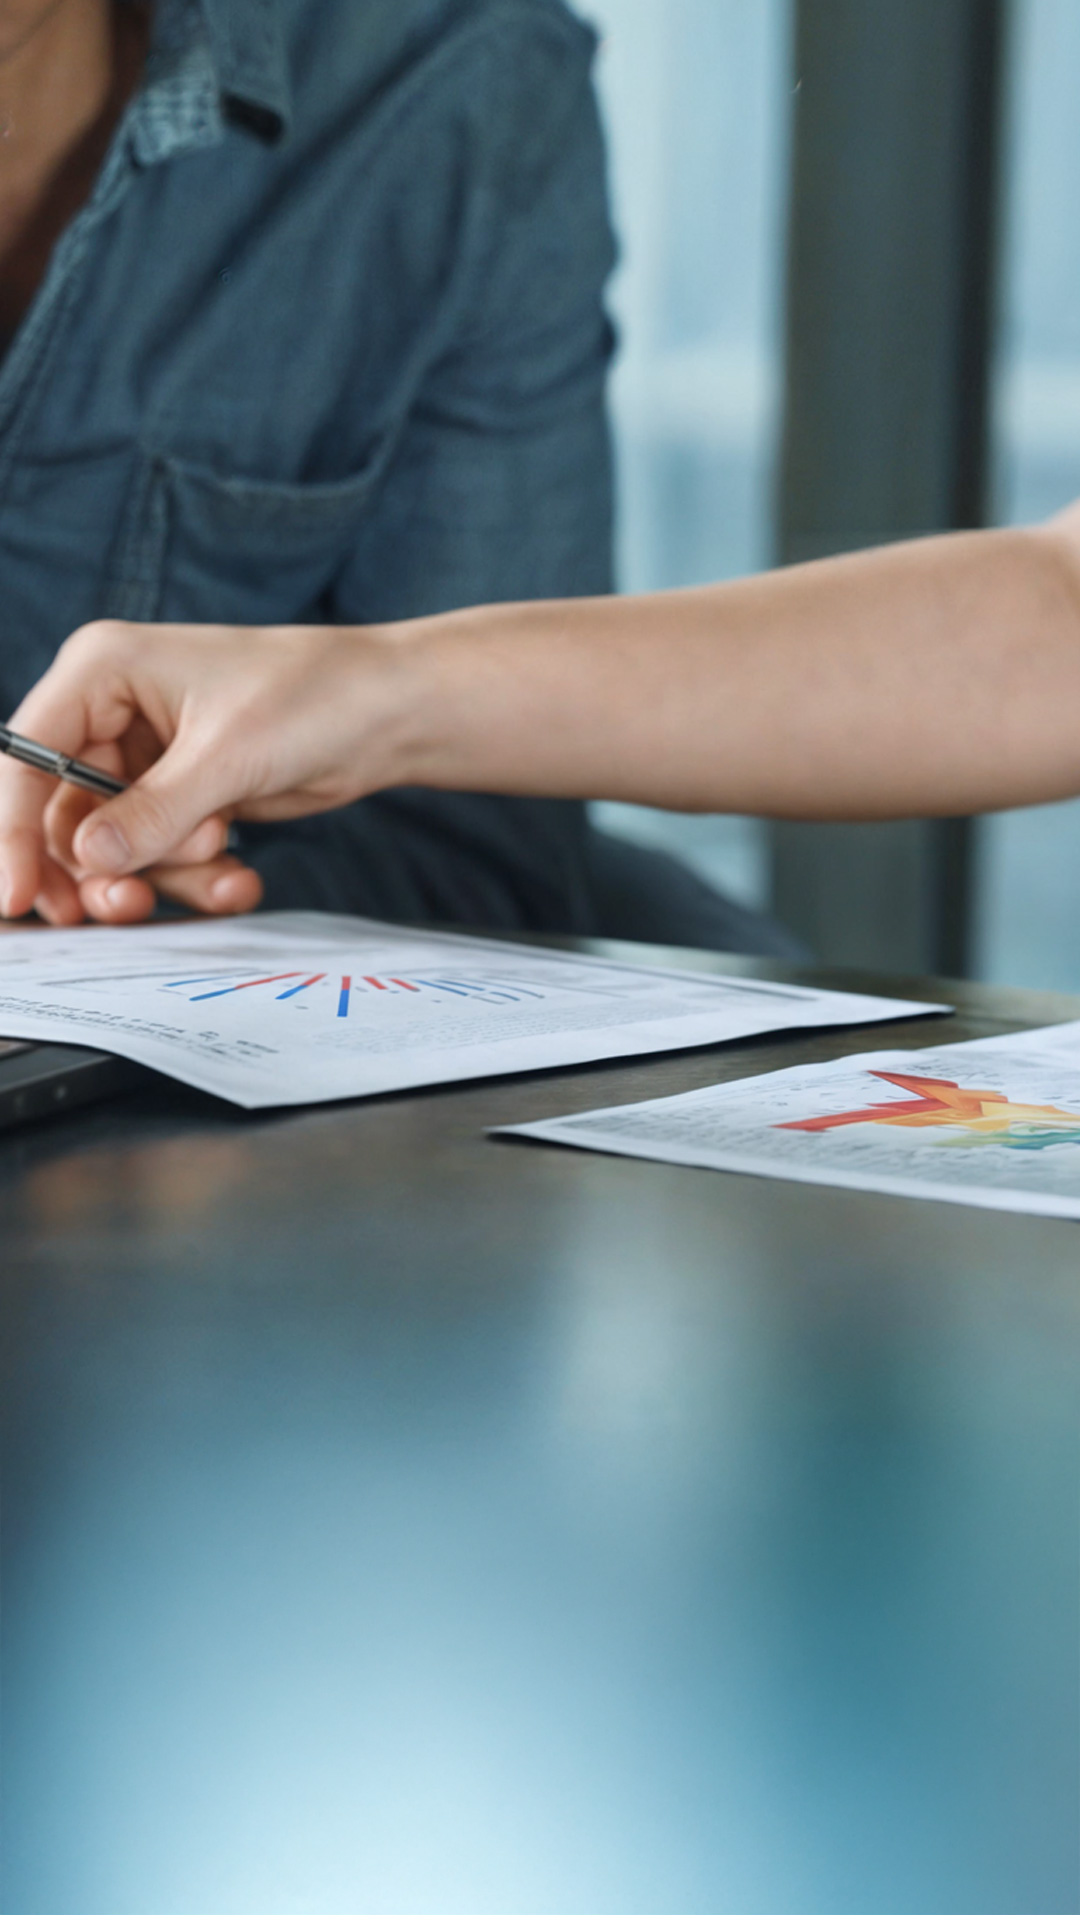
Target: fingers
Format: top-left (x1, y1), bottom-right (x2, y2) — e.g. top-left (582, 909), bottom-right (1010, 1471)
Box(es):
top-left (46, 779), bottom-right (230, 875)
top-left (30, 848), bottom-right (87, 926)
top-left (42, 777), bottom-right (260, 926)
top-left (74, 873), bottom-right (159, 924)
top-left (0, 803), bottom-right (94, 922)
top-left (75, 854), bottom-right (263, 924)
top-left (69, 743), bottom-right (237, 879)
top-left (0, 683), bottom-right (135, 919)
top-left (0, 768), bottom-right (58, 917)
top-left (148, 854), bottom-right (263, 917)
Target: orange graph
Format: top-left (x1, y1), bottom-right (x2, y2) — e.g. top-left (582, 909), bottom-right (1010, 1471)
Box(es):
top-left (779, 1071), bottom-right (1080, 1151)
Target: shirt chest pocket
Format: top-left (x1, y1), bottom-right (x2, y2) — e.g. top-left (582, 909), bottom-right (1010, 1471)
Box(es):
top-left (105, 452), bottom-right (382, 625)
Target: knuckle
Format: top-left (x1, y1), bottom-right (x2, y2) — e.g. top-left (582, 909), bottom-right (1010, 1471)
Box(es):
top-left (62, 618), bottom-right (132, 665)
top-left (128, 784), bottom-right (178, 846)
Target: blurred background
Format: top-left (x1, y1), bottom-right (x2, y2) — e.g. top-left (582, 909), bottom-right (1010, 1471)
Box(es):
top-left (579, 0), bottom-right (1080, 991)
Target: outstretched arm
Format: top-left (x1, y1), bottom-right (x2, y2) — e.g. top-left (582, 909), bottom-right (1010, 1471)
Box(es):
top-left (4, 509), bottom-right (1080, 921)
top-left (395, 514), bottom-right (1080, 817)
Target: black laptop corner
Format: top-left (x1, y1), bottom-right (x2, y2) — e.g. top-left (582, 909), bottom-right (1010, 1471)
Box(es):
top-left (0, 1038), bottom-right (150, 1131)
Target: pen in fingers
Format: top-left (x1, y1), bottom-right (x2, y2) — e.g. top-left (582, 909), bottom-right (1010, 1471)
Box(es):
top-left (0, 723), bottom-right (127, 798)
top-left (0, 722), bottom-right (241, 859)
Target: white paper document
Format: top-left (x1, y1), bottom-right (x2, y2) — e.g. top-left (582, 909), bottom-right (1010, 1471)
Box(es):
top-left (500, 1022), bottom-right (1080, 1217)
top-left (0, 911), bottom-right (946, 1109)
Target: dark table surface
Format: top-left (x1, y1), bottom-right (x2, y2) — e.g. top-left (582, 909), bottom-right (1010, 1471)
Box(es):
top-left (2, 936), bottom-right (1078, 1915)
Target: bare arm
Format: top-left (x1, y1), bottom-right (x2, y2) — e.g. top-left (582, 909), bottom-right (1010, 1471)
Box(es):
top-left (403, 517), bottom-right (1080, 817)
top-left (4, 511), bottom-right (1080, 922)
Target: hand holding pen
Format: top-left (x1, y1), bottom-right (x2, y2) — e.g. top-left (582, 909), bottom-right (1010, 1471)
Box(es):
top-left (0, 630), bottom-right (266, 926)
top-left (0, 618), bottom-right (389, 928)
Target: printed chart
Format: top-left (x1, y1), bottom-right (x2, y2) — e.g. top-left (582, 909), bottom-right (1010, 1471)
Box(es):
top-left (0, 910), bottom-right (943, 1108)
top-left (502, 1024), bottom-right (1080, 1218)
top-left (157, 968), bottom-right (550, 1012)
top-left (779, 1070), bottom-right (1080, 1151)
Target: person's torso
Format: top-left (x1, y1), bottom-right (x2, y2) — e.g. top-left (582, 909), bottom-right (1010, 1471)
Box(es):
top-left (0, 0), bottom-right (603, 709)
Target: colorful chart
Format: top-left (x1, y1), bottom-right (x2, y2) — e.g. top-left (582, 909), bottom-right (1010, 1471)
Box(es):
top-left (778, 1070), bottom-right (1080, 1151)
top-left (161, 968), bottom-right (547, 1014)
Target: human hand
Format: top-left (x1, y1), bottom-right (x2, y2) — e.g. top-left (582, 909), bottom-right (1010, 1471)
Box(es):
top-left (0, 618), bottom-right (414, 924)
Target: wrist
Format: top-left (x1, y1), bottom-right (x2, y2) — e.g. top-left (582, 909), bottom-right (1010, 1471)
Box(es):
top-left (349, 616), bottom-right (464, 792)
top-left (354, 598), bottom-right (551, 796)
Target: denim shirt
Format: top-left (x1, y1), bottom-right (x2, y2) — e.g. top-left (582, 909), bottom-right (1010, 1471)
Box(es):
top-left (0, 0), bottom-right (618, 930)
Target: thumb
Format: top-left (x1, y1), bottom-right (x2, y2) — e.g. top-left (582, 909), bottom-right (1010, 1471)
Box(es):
top-left (73, 751), bottom-right (218, 876)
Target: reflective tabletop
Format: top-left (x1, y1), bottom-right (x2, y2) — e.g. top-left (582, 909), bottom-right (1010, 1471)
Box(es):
top-left (2, 941), bottom-right (1078, 1913)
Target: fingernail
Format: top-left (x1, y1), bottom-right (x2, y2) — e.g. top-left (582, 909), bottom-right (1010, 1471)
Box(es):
top-left (81, 821), bottom-right (130, 873)
top-left (105, 881), bottom-right (130, 907)
top-left (210, 873), bottom-right (239, 906)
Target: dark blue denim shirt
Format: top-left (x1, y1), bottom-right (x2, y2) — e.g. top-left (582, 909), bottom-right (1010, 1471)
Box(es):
top-left (0, 0), bottom-right (621, 930)
top-left (0, 0), bottom-right (798, 955)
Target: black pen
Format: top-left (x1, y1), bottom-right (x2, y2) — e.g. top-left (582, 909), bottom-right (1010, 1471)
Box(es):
top-left (0, 723), bottom-right (126, 798)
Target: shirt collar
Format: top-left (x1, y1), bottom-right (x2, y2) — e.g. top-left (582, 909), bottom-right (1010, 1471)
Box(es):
top-left (199, 0), bottom-right (291, 137)
top-left (129, 0), bottom-right (289, 166)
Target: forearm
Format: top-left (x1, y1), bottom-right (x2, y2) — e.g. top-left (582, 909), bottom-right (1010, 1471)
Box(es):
top-left (390, 516), bottom-right (1080, 818)
top-left (8, 511), bottom-right (1080, 926)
